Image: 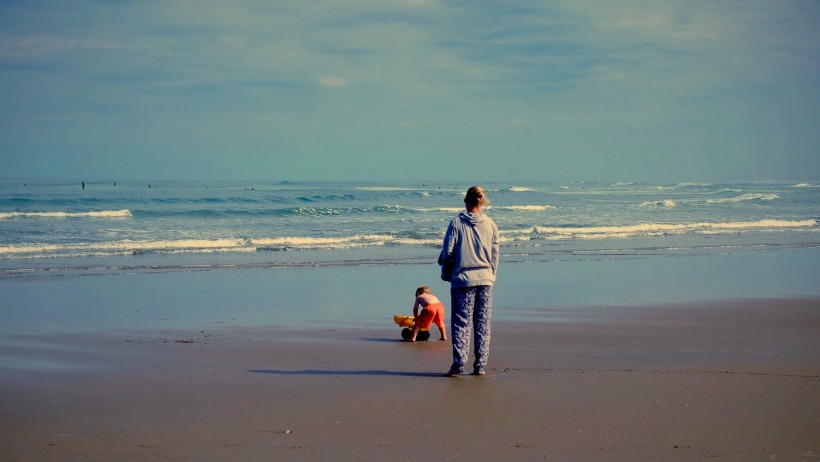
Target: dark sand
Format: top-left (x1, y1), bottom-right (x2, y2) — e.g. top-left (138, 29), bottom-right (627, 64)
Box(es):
top-left (2, 298), bottom-right (818, 461)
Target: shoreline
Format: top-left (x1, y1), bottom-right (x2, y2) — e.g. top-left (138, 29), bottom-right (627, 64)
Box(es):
top-left (2, 297), bottom-right (818, 461)
top-left (3, 246), bottom-right (819, 337)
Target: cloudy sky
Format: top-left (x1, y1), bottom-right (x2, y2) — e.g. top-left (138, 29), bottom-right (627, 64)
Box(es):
top-left (1, 1), bottom-right (818, 182)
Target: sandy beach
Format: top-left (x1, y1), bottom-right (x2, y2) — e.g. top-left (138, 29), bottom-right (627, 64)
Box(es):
top-left (2, 0), bottom-right (819, 457)
top-left (2, 297), bottom-right (818, 461)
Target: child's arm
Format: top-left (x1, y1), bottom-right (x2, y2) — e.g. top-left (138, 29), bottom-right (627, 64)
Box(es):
top-left (413, 297), bottom-right (421, 317)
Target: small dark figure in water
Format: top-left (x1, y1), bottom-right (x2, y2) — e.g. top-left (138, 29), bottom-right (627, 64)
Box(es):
top-left (82, 181), bottom-right (85, 190)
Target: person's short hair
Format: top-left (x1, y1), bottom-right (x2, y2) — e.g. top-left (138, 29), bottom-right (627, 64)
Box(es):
top-left (416, 285), bottom-right (430, 296)
top-left (464, 185), bottom-right (489, 208)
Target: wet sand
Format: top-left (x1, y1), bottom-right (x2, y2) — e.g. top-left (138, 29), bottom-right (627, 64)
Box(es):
top-left (2, 298), bottom-right (819, 461)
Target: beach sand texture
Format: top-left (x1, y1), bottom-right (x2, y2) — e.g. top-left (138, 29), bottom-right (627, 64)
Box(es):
top-left (2, 298), bottom-right (818, 461)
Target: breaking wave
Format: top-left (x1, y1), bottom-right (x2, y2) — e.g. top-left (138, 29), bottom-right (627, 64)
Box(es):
top-left (640, 200), bottom-right (677, 209)
top-left (505, 219), bottom-right (817, 241)
top-left (0, 234), bottom-right (442, 260)
top-left (705, 194), bottom-right (779, 204)
top-left (0, 209), bottom-right (132, 220)
top-left (499, 205), bottom-right (555, 211)
top-left (1, 219), bottom-right (815, 260)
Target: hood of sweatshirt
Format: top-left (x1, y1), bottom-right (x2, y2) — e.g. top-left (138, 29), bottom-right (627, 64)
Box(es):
top-left (459, 211), bottom-right (485, 225)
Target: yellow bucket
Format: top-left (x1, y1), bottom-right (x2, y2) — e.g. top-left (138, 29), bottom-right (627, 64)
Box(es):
top-left (393, 315), bottom-right (416, 329)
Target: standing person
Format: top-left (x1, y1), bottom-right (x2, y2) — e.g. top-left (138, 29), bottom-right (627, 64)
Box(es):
top-left (439, 185), bottom-right (499, 377)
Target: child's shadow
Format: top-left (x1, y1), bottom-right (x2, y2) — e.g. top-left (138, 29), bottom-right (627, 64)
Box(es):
top-left (359, 337), bottom-right (403, 343)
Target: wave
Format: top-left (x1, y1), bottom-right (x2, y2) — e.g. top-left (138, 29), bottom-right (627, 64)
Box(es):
top-left (415, 205), bottom-right (554, 213)
top-left (652, 183), bottom-right (717, 193)
top-left (1, 219), bottom-right (815, 260)
top-left (254, 234), bottom-right (439, 250)
top-left (506, 219), bottom-right (817, 241)
top-left (640, 200), bottom-right (677, 209)
top-left (0, 238), bottom-right (258, 258)
top-left (705, 194), bottom-right (779, 204)
top-left (0, 234), bottom-right (442, 259)
top-left (0, 209), bottom-right (132, 220)
top-left (134, 203), bottom-right (556, 218)
top-left (506, 187), bottom-right (533, 192)
top-left (284, 205), bottom-right (413, 216)
top-left (134, 205), bottom-right (420, 218)
top-left (792, 183), bottom-right (818, 188)
top-left (498, 205), bottom-right (555, 211)
top-left (670, 182), bottom-right (712, 189)
top-left (417, 207), bottom-right (463, 213)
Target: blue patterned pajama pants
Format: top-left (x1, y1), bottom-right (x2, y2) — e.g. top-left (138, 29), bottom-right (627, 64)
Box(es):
top-left (450, 285), bottom-right (493, 371)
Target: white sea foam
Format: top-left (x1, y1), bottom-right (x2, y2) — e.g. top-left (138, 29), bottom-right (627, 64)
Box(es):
top-left (416, 205), bottom-right (554, 213)
top-left (652, 183), bottom-right (712, 191)
top-left (1, 217), bottom-right (816, 260)
top-left (705, 194), bottom-right (779, 204)
top-left (506, 219), bottom-right (817, 241)
top-left (640, 200), bottom-right (677, 208)
top-left (792, 183), bottom-right (817, 188)
top-left (672, 182), bottom-right (712, 188)
top-left (508, 187), bottom-right (532, 192)
top-left (500, 205), bottom-right (555, 211)
top-left (0, 238), bottom-right (256, 258)
top-left (0, 234), bottom-right (439, 259)
top-left (0, 209), bottom-right (132, 219)
top-left (254, 234), bottom-right (394, 247)
top-left (416, 207), bottom-right (463, 213)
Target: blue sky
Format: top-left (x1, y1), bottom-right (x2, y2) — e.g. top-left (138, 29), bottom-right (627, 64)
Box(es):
top-left (1, 1), bottom-right (818, 182)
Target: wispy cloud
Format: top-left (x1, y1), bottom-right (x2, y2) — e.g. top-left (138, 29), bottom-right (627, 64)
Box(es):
top-left (0, 36), bottom-right (117, 59)
top-left (317, 75), bottom-right (349, 87)
top-left (0, 0), bottom-right (818, 180)
top-left (3, 1), bottom-right (812, 111)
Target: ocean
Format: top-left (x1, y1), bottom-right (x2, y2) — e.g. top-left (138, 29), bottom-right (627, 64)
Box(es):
top-left (1, 179), bottom-right (817, 270)
top-left (1, 179), bottom-right (818, 333)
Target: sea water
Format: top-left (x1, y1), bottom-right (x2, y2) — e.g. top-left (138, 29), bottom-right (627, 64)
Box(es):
top-left (1, 179), bottom-right (817, 269)
top-left (1, 179), bottom-right (818, 332)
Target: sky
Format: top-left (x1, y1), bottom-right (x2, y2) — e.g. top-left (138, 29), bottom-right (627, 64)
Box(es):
top-left (1, 0), bottom-right (819, 183)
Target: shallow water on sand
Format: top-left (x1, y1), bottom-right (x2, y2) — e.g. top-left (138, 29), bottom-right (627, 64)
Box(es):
top-left (2, 247), bottom-right (817, 335)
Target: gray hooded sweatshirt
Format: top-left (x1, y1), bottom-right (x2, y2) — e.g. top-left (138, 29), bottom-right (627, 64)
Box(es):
top-left (439, 211), bottom-right (499, 287)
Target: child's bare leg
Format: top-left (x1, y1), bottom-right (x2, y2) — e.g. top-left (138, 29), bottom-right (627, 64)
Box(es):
top-left (406, 326), bottom-right (420, 342)
top-left (439, 325), bottom-right (448, 341)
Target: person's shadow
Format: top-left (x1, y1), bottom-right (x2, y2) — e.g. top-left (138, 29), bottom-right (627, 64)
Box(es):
top-left (249, 369), bottom-right (443, 378)
top-left (248, 336), bottom-right (448, 377)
